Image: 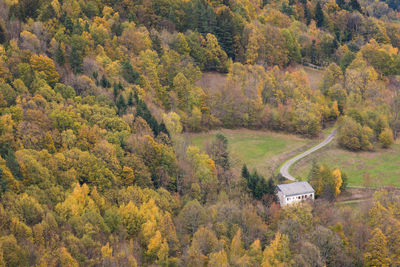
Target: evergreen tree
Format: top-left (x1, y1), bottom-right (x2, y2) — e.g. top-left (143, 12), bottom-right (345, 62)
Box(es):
top-left (281, 2), bottom-right (293, 16)
top-left (304, 3), bottom-right (311, 25)
top-left (128, 92), bottom-right (134, 106)
top-left (0, 25), bottom-right (5, 44)
top-left (308, 160), bottom-right (320, 181)
top-left (241, 164), bottom-right (250, 180)
top-left (310, 40), bottom-right (317, 64)
top-left (113, 83), bottom-right (123, 99)
top-left (340, 172), bottom-right (348, 190)
top-left (158, 122), bottom-right (169, 136)
top-left (117, 95), bottom-right (127, 115)
top-left (69, 45), bottom-right (83, 74)
top-left (121, 61), bottom-right (140, 84)
top-left (216, 8), bottom-right (235, 59)
top-left (64, 16), bottom-right (74, 33)
top-left (136, 98), bottom-right (161, 136)
top-left (315, 2), bottom-right (324, 28)
top-left (150, 32), bottom-right (163, 57)
top-left (11, 0), bottom-right (41, 22)
top-left (55, 43), bottom-right (65, 66)
top-left (0, 144), bottom-right (22, 180)
top-left (350, 0), bottom-right (362, 12)
top-left (0, 168), bottom-right (8, 196)
top-left (84, 21), bottom-right (90, 32)
top-left (73, 19), bottom-right (83, 35)
top-left (243, 170), bottom-right (275, 200)
top-left (101, 75), bottom-right (111, 88)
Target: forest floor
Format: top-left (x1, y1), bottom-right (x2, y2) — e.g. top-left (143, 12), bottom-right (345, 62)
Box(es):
top-left (185, 129), bottom-right (315, 177)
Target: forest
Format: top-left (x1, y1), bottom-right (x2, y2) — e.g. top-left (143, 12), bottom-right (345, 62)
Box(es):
top-left (0, 0), bottom-right (400, 266)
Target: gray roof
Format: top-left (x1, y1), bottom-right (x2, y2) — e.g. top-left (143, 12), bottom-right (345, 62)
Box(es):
top-left (276, 181), bottom-right (314, 196)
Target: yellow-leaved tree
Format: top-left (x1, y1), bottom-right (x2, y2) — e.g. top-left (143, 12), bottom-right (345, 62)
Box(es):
top-left (262, 232), bottom-right (292, 267)
top-left (363, 228), bottom-right (390, 267)
top-left (332, 168), bottom-right (343, 197)
top-left (30, 55), bottom-right (60, 84)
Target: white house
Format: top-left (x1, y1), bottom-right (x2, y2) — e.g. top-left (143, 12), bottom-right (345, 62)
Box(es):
top-left (276, 181), bottom-right (315, 206)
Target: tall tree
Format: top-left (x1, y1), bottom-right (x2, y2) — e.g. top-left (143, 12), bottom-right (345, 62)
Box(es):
top-left (315, 2), bottom-right (324, 28)
top-left (262, 232), bottom-right (292, 266)
top-left (55, 43), bottom-right (65, 66)
top-left (0, 25), bottom-right (5, 44)
top-left (69, 45), bottom-right (83, 74)
top-left (350, 0), bottom-right (362, 12)
top-left (364, 228), bottom-right (390, 267)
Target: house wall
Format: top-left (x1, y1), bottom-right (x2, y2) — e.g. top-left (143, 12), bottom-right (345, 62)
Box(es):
top-left (277, 191), bottom-right (286, 205)
top-left (281, 192), bottom-right (314, 206)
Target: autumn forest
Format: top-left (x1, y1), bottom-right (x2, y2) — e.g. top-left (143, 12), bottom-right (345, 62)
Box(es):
top-left (0, 0), bottom-right (400, 266)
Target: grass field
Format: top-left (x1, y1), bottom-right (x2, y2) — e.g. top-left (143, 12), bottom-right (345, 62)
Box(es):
top-left (186, 129), bottom-right (314, 177)
top-left (291, 141), bottom-right (400, 187)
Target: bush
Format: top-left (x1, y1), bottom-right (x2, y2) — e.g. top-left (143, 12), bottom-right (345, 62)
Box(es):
top-left (379, 128), bottom-right (394, 148)
top-left (338, 116), bottom-right (373, 151)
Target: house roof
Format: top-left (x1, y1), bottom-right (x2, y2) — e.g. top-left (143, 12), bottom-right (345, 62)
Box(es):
top-left (276, 181), bottom-right (315, 196)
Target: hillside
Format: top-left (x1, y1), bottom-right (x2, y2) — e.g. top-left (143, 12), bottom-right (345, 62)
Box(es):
top-left (1, 0), bottom-right (400, 266)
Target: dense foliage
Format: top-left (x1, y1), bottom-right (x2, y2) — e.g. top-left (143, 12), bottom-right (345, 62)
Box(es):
top-left (0, 0), bottom-right (400, 266)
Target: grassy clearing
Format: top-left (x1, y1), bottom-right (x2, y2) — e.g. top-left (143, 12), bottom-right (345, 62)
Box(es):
top-left (186, 129), bottom-right (313, 177)
top-left (291, 141), bottom-right (400, 187)
top-left (293, 65), bottom-right (324, 90)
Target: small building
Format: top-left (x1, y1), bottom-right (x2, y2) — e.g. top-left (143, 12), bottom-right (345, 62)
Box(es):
top-left (276, 181), bottom-right (315, 206)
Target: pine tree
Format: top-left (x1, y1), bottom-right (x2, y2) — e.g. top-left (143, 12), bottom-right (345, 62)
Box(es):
top-left (216, 8), bottom-right (234, 58)
top-left (308, 160), bottom-right (320, 181)
top-left (55, 43), bottom-right (65, 66)
top-left (101, 75), bottom-right (111, 88)
top-left (136, 98), bottom-right (161, 136)
top-left (241, 164), bottom-right (250, 180)
top-left (150, 32), bottom-right (163, 57)
top-left (0, 25), bottom-right (5, 44)
top-left (117, 95), bottom-right (126, 115)
top-left (128, 92), bottom-right (134, 106)
top-left (350, 0), bottom-right (362, 12)
top-left (0, 168), bottom-right (8, 196)
top-left (64, 16), bottom-right (74, 33)
top-left (303, 3), bottom-right (311, 25)
top-left (121, 61), bottom-right (140, 84)
top-left (158, 122), bottom-right (169, 136)
top-left (0, 144), bottom-right (22, 180)
top-left (341, 172), bottom-right (348, 190)
top-left (69, 45), bottom-right (82, 74)
top-left (315, 2), bottom-right (324, 28)
top-left (84, 21), bottom-right (90, 32)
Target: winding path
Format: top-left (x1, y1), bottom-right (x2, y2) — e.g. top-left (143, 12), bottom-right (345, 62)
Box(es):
top-left (279, 129), bottom-right (337, 181)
